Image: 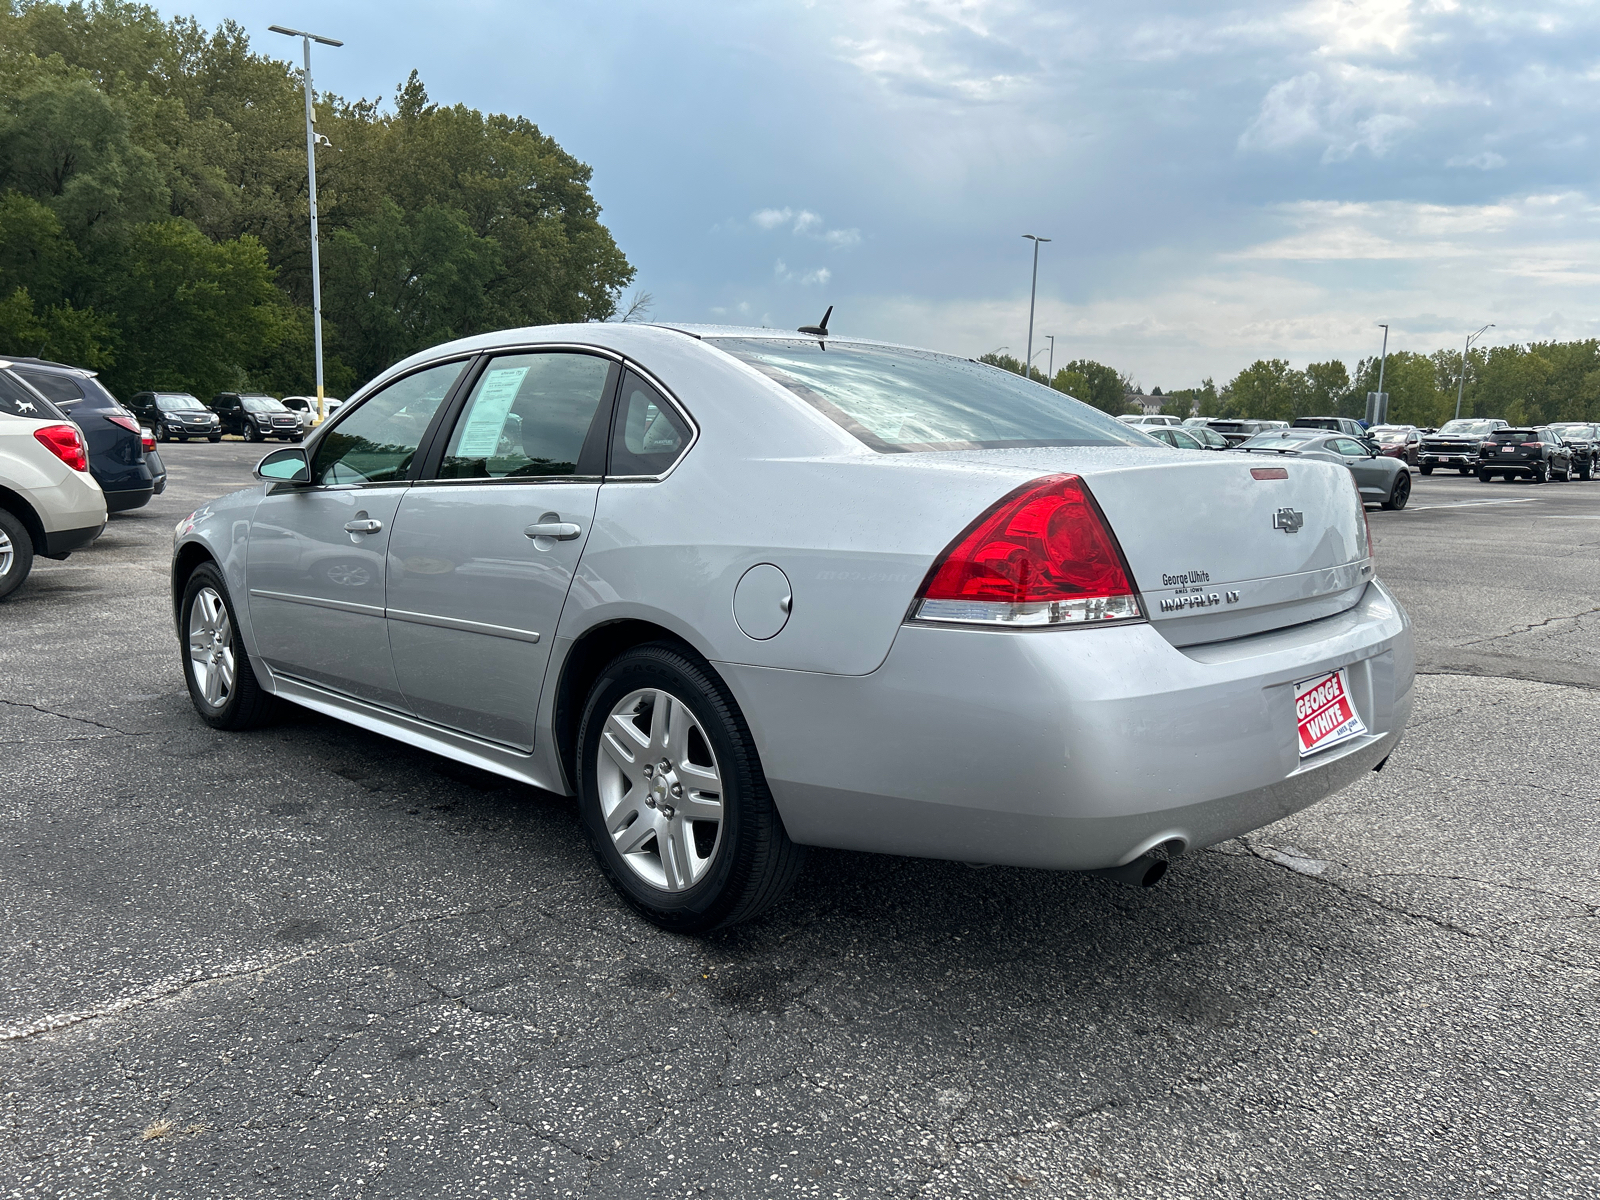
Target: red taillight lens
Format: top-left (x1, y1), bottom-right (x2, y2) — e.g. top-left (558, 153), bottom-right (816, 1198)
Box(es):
top-left (106, 414), bottom-right (141, 434)
top-left (33, 424), bottom-right (89, 472)
top-left (1520, 441), bottom-right (1542, 449)
top-left (1481, 442), bottom-right (1498, 451)
top-left (914, 474), bottom-right (1142, 626)
top-left (141, 429), bottom-right (156, 452)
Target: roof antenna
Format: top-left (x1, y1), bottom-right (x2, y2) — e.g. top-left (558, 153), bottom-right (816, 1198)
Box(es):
top-left (797, 305), bottom-right (832, 336)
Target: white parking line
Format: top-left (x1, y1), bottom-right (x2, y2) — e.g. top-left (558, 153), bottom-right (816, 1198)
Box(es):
top-left (1406, 498), bottom-right (1542, 511)
top-left (1542, 515), bottom-right (1600, 519)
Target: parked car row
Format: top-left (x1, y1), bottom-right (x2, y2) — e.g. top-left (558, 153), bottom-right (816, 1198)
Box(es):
top-left (126, 391), bottom-right (345, 443)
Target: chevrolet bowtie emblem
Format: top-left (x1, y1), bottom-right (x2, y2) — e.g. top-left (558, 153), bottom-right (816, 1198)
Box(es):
top-left (1272, 507), bottom-right (1304, 533)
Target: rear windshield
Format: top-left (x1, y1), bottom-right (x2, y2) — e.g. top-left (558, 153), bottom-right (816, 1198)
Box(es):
top-left (241, 395), bottom-right (287, 412)
top-left (709, 338), bottom-right (1147, 452)
top-left (1238, 429), bottom-right (1319, 446)
top-left (1489, 430), bottom-right (1538, 442)
top-left (156, 394), bottom-right (204, 411)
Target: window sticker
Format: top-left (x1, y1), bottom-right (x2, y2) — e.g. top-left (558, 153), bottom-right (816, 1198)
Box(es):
top-left (454, 366), bottom-right (529, 458)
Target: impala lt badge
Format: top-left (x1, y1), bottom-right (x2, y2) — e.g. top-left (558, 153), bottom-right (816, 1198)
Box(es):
top-left (1273, 507), bottom-right (1304, 533)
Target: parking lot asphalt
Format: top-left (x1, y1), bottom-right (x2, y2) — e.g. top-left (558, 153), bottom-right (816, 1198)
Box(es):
top-left (2, 444), bottom-right (1597, 1199)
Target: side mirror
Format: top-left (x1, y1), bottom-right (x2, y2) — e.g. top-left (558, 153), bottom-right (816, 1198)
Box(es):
top-left (256, 446), bottom-right (310, 483)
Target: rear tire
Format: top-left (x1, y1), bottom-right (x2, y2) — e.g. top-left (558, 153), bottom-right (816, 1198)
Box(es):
top-left (180, 562), bottom-right (277, 730)
top-left (0, 508), bottom-right (35, 601)
top-left (1382, 471), bottom-right (1411, 510)
top-left (1477, 470), bottom-right (1493, 483)
top-left (1532, 462), bottom-right (1547, 484)
top-left (575, 643), bottom-right (804, 933)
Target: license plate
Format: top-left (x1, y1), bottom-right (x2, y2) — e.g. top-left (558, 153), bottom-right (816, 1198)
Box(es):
top-left (1294, 668), bottom-right (1367, 757)
top-left (1502, 448), bottom-right (1516, 455)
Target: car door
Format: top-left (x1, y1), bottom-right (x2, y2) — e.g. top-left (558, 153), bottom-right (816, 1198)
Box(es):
top-left (244, 360), bottom-right (467, 708)
top-left (384, 350), bottom-right (619, 750)
top-left (1330, 437), bottom-right (1387, 497)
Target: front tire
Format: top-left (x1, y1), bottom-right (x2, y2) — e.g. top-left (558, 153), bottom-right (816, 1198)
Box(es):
top-left (244, 424), bottom-right (262, 443)
top-left (207, 434), bottom-right (221, 443)
top-left (180, 562), bottom-right (277, 730)
top-left (0, 508), bottom-right (35, 601)
top-left (1382, 470), bottom-right (1411, 510)
top-left (1419, 464), bottom-right (1433, 476)
top-left (1458, 466), bottom-right (1471, 476)
top-left (575, 643), bottom-right (804, 932)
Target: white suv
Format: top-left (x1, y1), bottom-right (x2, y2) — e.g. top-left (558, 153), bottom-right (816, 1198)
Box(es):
top-left (0, 366), bottom-right (107, 599)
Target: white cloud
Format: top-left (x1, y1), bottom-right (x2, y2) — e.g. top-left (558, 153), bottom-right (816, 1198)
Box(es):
top-left (1447, 150), bottom-right (1508, 170)
top-left (801, 267), bottom-right (832, 286)
top-left (752, 207), bottom-right (794, 230)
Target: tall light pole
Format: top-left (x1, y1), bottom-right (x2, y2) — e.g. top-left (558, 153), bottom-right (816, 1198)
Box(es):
top-left (1454, 323), bottom-right (1493, 420)
top-left (1371, 323), bottom-right (1388, 425)
top-left (1022, 234), bottom-right (1050, 385)
top-left (269, 24), bottom-right (343, 423)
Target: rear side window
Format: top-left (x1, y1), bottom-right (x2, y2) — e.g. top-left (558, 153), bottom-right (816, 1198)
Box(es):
top-left (11, 368), bottom-right (84, 406)
top-left (609, 370), bottom-right (692, 476)
top-left (711, 338), bottom-right (1144, 453)
top-left (0, 370), bottom-right (66, 419)
top-left (439, 352), bottom-right (615, 479)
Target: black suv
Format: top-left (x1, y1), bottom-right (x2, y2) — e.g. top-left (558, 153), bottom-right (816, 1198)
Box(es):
top-left (209, 392), bottom-right (303, 442)
top-left (5, 357), bottom-right (161, 512)
top-left (1477, 427), bottom-right (1574, 483)
top-left (129, 392), bottom-right (222, 442)
top-left (1548, 423), bottom-right (1597, 481)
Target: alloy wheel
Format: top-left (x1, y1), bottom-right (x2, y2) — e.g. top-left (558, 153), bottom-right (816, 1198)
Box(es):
top-left (187, 586), bottom-right (236, 708)
top-left (595, 688), bottom-right (725, 892)
top-left (0, 527), bottom-right (13, 579)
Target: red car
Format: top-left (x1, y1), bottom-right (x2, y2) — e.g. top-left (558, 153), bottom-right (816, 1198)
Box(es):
top-left (1368, 425), bottom-right (1421, 467)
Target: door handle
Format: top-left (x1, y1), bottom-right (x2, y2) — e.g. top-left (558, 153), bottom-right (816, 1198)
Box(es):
top-left (524, 522), bottom-right (582, 541)
top-left (344, 518), bottom-right (384, 534)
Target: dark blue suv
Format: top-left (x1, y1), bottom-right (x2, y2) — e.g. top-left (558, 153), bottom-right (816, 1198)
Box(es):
top-left (6, 358), bottom-right (164, 512)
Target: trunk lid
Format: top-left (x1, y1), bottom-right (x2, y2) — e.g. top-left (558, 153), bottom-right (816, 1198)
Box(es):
top-left (954, 449), bottom-right (1371, 647)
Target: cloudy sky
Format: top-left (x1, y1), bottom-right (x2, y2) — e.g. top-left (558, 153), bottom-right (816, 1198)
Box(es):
top-left (171, 0), bottom-right (1600, 389)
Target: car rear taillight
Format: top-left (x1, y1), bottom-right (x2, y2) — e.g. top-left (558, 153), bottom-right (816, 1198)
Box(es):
top-left (1481, 442), bottom-right (1497, 452)
top-left (912, 474), bottom-right (1142, 627)
top-left (33, 424), bottom-right (89, 472)
top-left (106, 414), bottom-right (141, 434)
top-left (140, 428), bottom-right (156, 452)
top-left (1520, 441), bottom-right (1542, 449)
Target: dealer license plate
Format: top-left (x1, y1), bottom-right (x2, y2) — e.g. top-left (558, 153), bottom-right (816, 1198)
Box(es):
top-left (1294, 668), bottom-right (1367, 757)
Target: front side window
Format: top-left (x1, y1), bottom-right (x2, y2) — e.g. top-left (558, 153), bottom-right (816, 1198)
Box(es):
top-left (1331, 438), bottom-right (1368, 456)
top-left (711, 338), bottom-right (1145, 453)
top-left (314, 360), bottom-right (464, 485)
top-left (438, 352), bottom-right (614, 479)
top-left (609, 370), bottom-right (692, 476)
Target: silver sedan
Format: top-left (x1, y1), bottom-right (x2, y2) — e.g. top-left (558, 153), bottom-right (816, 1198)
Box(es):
top-left (171, 324), bottom-right (1414, 931)
top-left (1235, 428), bottom-right (1413, 510)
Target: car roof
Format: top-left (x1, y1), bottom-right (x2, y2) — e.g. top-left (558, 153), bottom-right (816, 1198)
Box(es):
top-left (0, 356), bottom-right (98, 378)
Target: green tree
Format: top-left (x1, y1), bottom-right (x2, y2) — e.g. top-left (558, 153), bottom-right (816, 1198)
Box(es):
top-left (1052, 358), bottom-right (1123, 414)
top-left (1226, 359), bottom-right (1305, 421)
top-left (1303, 359), bottom-right (1350, 417)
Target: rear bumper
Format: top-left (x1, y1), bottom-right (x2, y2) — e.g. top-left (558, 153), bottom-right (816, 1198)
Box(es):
top-left (43, 522), bottom-right (105, 556)
top-left (1480, 460), bottom-right (1544, 475)
top-left (105, 484), bottom-right (155, 512)
top-left (723, 581), bottom-right (1413, 872)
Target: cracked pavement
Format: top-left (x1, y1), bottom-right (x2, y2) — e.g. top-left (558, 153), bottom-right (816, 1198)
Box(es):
top-left (2, 450), bottom-right (1597, 1198)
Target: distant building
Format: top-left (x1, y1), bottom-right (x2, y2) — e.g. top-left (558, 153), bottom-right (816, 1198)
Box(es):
top-left (1124, 393), bottom-right (1164, 416)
